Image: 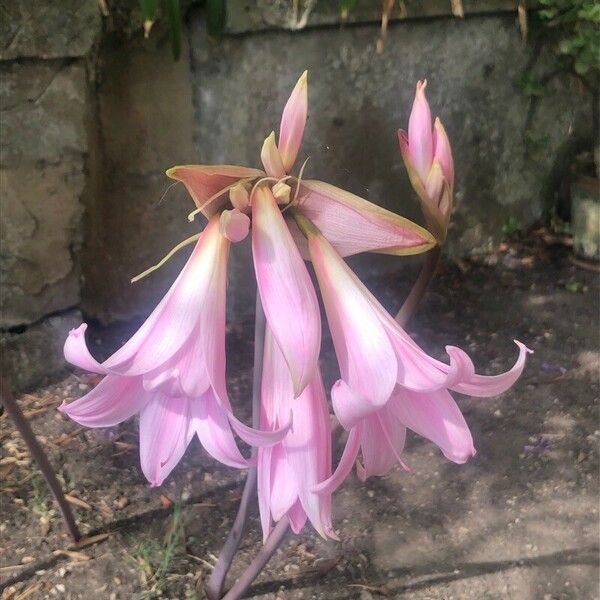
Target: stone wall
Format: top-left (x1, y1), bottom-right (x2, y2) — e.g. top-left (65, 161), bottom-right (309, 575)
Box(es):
top-left (0, 0), bottom-right (593, 390)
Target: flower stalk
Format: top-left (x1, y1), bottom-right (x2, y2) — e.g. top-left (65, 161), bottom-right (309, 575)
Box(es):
top-left (0, 377), bottom-right (81, 542)
top-left (206, 293), bottom-right (267, 599)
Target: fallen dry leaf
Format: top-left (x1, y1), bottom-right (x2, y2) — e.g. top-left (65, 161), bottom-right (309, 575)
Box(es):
top-left (65, 494), bottom-right (92, 510)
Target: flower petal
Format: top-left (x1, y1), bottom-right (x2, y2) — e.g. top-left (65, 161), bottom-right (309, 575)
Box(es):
top-left (313, 427), bottom-right (361, 495)
top-left (192, 390), bottom-right (248, 469)
top-left (59, 375), bottom-right (148, 427)
top-left (389, 387), bottom-right (476, 464)
top-left (64, 323), bottom-right (107, 374)
top-left (269, 444), bottom-right (298, 521)
top-left (408, 80), bottom-right (433, 182)
top-left (295, 180), bottom-right (435, 257)
top-left (279, 71), bottom-right (308, 173)
top-left (166, 164), bottom-right (263, 216)
top-left (308, 233), bottom-right (397, 407)
top-left (139, 395), bottom-right (194, 486)
top-left (450, 341), bottom-right (533, 398)
top-left (287, 500), bottom-right (308, 535)
top-left (252, 186), bottom-right (321, 396)
top-left (433, 117), bottom-right (454, 189)
top-left (260, 132), bottom-right (286, 178)
top-left (77, 218), bottom-right (228, 378)
top-left (257, 445), bottom-right (273, 541)
top-left (357, 409), bottom-right (408, 480)
top-left (228, 411), bottom-right (292, 447)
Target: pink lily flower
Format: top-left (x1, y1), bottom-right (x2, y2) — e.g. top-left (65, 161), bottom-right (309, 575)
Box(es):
top-left (257, 327), bottom-right (336, 541)
top-left (60, 216), bottom-right (288, 486)
top-left (295, 219), bottom-right (531, 492)
top-left (166, 71), bottom-right (437, 395)
top-left (398, 80), bottom-right (455, 242)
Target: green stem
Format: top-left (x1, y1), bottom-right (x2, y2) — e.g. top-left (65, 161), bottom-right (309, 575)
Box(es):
top-left (395, 246), bottom-right (441, 327)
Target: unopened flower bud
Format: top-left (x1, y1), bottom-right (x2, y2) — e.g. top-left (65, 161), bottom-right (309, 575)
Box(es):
top-left (220, 209), bottom-right (250, 243)
top-left (272, 181), bottom-right (292, 205)
top-left (229, 182), bottom-right (250, 210)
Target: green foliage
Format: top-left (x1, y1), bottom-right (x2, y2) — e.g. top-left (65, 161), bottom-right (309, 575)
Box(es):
top-left (538, 0), bottom-right (600, 76)
top-left (517, 71), bottom-right (544, 97)
top-left (207, 0), bottom-right (226, 40)
top-left (165, 0), bottom-right (182, 60)
top-left (339, 0), bottom-right (358, 19)
top-left (140, 0), bottom-right (158, 22)
top-left (502, 216), bottom-right (523, 240)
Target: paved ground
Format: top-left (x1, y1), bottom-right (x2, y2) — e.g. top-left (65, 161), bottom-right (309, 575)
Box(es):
top-left (1, 231), bottom-right (598, 599)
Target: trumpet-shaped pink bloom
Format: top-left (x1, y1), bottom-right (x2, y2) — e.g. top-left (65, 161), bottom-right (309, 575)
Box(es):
top-left (305, 229), bottom-right (532, 493)
top-left (60, 217), bottom-right (288, 486)
top-left (166, 72), bottom-right (436, 394)
top-left (257, 327), bottom-right (336, 540)
top-left (399, 80), bottom-right (455, 241)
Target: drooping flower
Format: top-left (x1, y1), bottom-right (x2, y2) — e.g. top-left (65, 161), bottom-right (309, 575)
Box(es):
top-left (166, 71), bottom-right (437, 395)
top-left (60, 217), bottom-right (288, 486)
top-left (257, 327), bottom-right (336, 541)
top-left (293, 216), bottom-right (531, 493)
top-left (398, 80), bottom-right (455, 242)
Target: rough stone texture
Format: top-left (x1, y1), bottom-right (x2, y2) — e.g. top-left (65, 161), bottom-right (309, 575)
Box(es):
top-left (0, 61), bottom-right (88, 327)
top-left (81, 35), bottom-right (197, 323)
top-left (0, 164), bottom-right (85, 327)
top-left (0, 309), bottom-right (81, 392)
top-left (0, 0), bottom-right (101, 60)
top-left (0, 61), bottom-right (89, 165)
top-left (225, 0), bottom-right (524, 33)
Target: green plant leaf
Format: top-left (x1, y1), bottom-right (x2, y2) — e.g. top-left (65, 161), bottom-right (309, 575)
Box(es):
top-left (207, 0), bottom-right (226, 39)
top-left (165, 0), bottom-right (182, 60)
top-left (340, 0), bottom-right (358, 19)
top-left (140, 0), bottom-right (158, 21)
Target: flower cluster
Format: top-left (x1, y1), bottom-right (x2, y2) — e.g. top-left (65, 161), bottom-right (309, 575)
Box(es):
top-left (60, 73), bottom-right (530, 541)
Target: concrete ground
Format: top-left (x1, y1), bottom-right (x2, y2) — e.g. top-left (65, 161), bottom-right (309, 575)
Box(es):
top-left (1, 231), bottom-right (598, 600)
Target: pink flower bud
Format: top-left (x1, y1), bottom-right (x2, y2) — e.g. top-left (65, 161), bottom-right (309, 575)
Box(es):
top-left (407, 80), bottom-right (433, 182)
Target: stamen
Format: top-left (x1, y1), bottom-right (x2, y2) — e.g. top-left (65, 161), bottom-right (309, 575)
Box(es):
top-left (291, 156), bottom-right (311, 204)
top-left (131, 233), bottom-right (201, 283)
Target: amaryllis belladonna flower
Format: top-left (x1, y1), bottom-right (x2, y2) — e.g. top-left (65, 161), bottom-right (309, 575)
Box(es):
top-left (60, 216), bottom-right (288, 486)
top-left (257, 327), bottom-right (336, 540)
top-left (166, 71), bottom-right (436, 397)
top-left (399, 80), bottom-right (454, 242)
top-left (291, 214), bottom-right (531, 492)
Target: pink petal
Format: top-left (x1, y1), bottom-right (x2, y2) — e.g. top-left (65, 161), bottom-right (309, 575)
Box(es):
top-left (269, 444), bottom-right (298, 521)
top-left (294, 180), bottom-right (435, 257)
top-left (389, 388), bottom-right (476, 464)
top-left (192, 390), bottom-right (248, 469)
top-left (252, 186), bottom-right (321, 396)
top-left (331, 379), bottom-right (378, 430)
top-left (279, 71), bottom-right (308, 173)
top-left (220, 209), bottom-right (250, 243)
top-left (408, 80), bottom-right (433, 182)
top-left (450, 341), bottom-right (533, 398)
top-left (424, 160), bottom-right (444, 205)
top-left (64, 323), bottom-right (107, 374)
top-left (166, 164), bottom-right (263, 217)
top-left (76, 218), bottom-right (228, 378)
top-left (356, 409), bottom-right (408, 480)
top-left (433, 117), bottom-right (454, 189)
top-left (260, 132), bottom-right (286, 178)
top-left (59, 375), bottom-right (148, 427)
top-left (257, 446), bottom-right (273, 541)
top-left (139, 395), bottom-right (195, 486)
top-left (308, 233), bottom-right (397, 407)
top-left (228, 411), bottom-right (292, 447)
top-left (287, 500), bottom-right (308, 535)
top-left (313, 427), bottom-right (361, 495)
top-left (260, 326), bottom-right (334, 538)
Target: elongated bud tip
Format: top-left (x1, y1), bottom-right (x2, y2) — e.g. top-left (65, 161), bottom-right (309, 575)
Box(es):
top-left (220, 209), bottom-right (250, 243)
top-left (298, 70), bottom-right (308, 88)
top-left (261, 131), bottom-right (286, 177)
